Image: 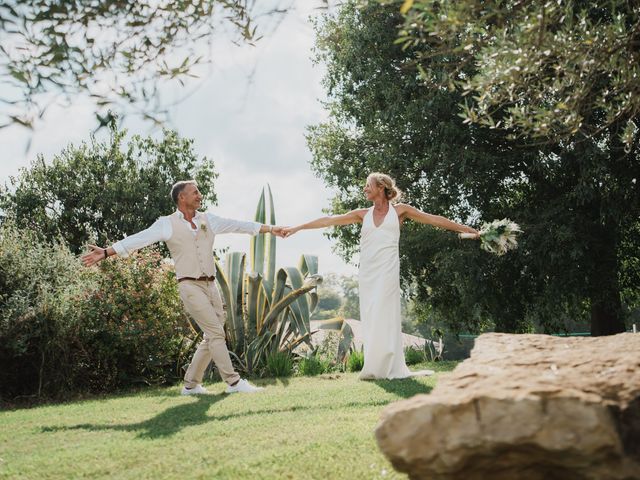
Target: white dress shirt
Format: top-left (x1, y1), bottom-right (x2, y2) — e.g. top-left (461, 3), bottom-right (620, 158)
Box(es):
top-left (112, 210), bottom-right (261, 257)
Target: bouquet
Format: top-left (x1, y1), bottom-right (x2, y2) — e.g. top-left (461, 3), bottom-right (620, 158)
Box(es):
top-left (459, 219), bottom-right (522, 256)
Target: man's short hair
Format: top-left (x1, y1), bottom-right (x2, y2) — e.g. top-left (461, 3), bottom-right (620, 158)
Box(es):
top-left (170, 180), bottom-right (198, 204)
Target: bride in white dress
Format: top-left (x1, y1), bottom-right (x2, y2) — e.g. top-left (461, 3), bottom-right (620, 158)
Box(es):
top-left (283, 173), bottom-right (479, 379)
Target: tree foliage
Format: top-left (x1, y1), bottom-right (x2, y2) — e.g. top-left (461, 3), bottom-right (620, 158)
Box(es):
top-left (310, 273), bottom-right (359, 320)
top-left (308, 1), bottom-right (639, 335)
top-left (394, 0), bottom-right (640, 149)
top-left (392, 0), bottom-right (640, 334)
top-left (0, 0), bottom-right (277, 130)
top-left (312, 283), bottom-right (343, 320)
top-left (0, 123), bottom-right (218, 252)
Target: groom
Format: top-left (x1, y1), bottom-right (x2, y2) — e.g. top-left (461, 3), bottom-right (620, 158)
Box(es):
top-left (81, 180), bottom-right (285, 395)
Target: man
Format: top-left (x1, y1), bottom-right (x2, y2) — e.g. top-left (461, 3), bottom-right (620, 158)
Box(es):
top-left (81, 180), bottom-right (284, 395)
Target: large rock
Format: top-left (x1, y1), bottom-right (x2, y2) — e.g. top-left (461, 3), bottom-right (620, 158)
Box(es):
top-left (375, 333), bottom-right (640, 480)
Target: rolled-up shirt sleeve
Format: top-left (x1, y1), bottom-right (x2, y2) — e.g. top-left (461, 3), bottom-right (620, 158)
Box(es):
top-left (207, 213), bottom-right (261, 235)
top-left (112, 217), bottom-right (171, 257)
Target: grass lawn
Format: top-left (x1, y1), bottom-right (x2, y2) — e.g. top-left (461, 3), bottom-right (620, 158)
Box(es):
top-left (0, 361), bottom-right (457, 480)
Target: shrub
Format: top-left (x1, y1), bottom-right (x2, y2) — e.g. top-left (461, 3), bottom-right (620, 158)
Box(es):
top-left (404, 346), bottom-right (426, 365)
top-left (346, 350), bottom-right (364, 372)
top-left (0, 223), bottom-right (197, 401)
top-left (0, 223), bottom-right (91, 400)
top-left (297, 355), bottom-right (329, 376)
top-left (265, 350), bottom-right (294, 378)
top-left (81, 249), bottom-right (196, 391)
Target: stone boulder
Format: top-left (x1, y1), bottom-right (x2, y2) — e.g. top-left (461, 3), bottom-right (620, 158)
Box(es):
top-left (375, 333), bottom-right (640, 480)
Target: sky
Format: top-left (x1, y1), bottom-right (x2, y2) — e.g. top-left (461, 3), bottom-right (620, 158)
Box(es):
top-left (0, 2), bottom-right (359, 277)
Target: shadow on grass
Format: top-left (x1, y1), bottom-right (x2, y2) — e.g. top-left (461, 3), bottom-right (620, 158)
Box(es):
top-left (41, 393), bottom-right (227, 439)
top-left (40, 395), bottom-right (395, 440)
top-left (370, 377), bottom-right (434, 399)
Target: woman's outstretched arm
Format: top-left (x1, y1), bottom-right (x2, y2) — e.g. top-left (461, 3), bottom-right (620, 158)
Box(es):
top-left (396, 204), bottom-right (479, 236)
top-left (283, 209), bottom-right (367, 237)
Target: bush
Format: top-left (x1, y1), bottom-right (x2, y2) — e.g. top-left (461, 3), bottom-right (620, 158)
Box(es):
top-left (81, 249), bottom-right (195, 391)
top-left (0, 224), bottom-right (90, 400)
top-left (0, 223), bottom-right (197, 401)
top-left (404, 346), bottom-right (426, 366)
top-left (297, 355), bottom-right (330, 376)
top-left (346, 350), bottom-right (364, 372)
top-left (265, 350), bottom-right (294, 378)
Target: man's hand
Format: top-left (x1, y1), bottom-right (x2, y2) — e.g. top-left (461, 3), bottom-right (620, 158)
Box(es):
top-left (81, 244), bottom-right (107, 267)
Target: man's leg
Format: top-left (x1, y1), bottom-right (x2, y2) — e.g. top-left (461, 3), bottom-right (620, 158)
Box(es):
top-left (179, 281), bottom-right (241, 387)
top-left (183, 337), bottom-right (213, 389)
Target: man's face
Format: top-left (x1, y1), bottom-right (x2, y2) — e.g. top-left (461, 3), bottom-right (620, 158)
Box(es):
top-left (180, 184), bottom-right (203, 210)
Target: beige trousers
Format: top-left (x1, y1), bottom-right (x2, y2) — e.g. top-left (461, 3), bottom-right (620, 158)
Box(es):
top-left (178, 280), bottom-right (241, 387)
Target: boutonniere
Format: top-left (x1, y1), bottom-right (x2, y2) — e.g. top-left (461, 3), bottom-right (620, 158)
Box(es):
top-left (200, 222), bottom-right (207, 232)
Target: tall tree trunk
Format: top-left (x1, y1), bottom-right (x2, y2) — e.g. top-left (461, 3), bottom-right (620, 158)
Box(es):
top-left (589, 223), bottom-right (625, 336)
top-left (589, 118), bottom-right (630, 336)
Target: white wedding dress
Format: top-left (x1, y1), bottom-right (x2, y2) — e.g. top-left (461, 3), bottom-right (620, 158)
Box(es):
top-left (358, 206), bottom-right (415, 380)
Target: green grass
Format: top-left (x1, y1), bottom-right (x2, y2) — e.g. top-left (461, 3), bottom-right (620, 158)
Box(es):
top-left (0, 361), bottom-right (457, 480)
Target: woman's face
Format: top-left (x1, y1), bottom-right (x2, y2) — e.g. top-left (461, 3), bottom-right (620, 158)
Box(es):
top-left (364, 177), bottom-right (384, 201)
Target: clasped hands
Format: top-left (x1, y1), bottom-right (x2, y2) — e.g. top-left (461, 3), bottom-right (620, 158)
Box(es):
top-left (269, 226), bottom-right (298, 238)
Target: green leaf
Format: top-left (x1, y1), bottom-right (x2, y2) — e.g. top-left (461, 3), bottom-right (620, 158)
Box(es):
top-left (250, 188), bottom-right (266, 275)
top-left (265, 184), bottom-right (277, 289)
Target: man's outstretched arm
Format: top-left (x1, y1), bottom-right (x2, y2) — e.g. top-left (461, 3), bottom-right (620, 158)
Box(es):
top-left (208, 213), bottom-right (285, 237)
top-left (80, 217), bottom-right (169, 267)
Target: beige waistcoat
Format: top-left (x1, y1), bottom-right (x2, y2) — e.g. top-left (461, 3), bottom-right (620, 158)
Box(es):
top-left (165, 212), bottom-right (215, 279)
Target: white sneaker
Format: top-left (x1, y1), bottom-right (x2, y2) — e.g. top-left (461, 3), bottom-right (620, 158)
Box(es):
top-left (181, 384), bottom-right (209, 396)
top-left (225, 379), bottom-right (264, 394)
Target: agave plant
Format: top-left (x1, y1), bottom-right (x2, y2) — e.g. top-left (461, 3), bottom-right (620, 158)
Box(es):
top-left (214, 185), bottom-right (322, 375)
top-left (310, 317), bottom-right (355, 364)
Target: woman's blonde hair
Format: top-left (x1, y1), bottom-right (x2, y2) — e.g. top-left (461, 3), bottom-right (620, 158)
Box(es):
top-left (367, 172), bottom-right (403, 203)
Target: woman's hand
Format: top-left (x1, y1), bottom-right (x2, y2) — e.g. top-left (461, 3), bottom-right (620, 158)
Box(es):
top-left (260, 225), bottom-right (287, 237)
top-left (459, 228), bottom-right (480, 240)
top-left (282, 226), bottom-right (301, 238)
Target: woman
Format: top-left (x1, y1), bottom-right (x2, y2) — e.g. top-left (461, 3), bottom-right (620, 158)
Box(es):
top-left (283, 173), bottom-right (479, 380)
